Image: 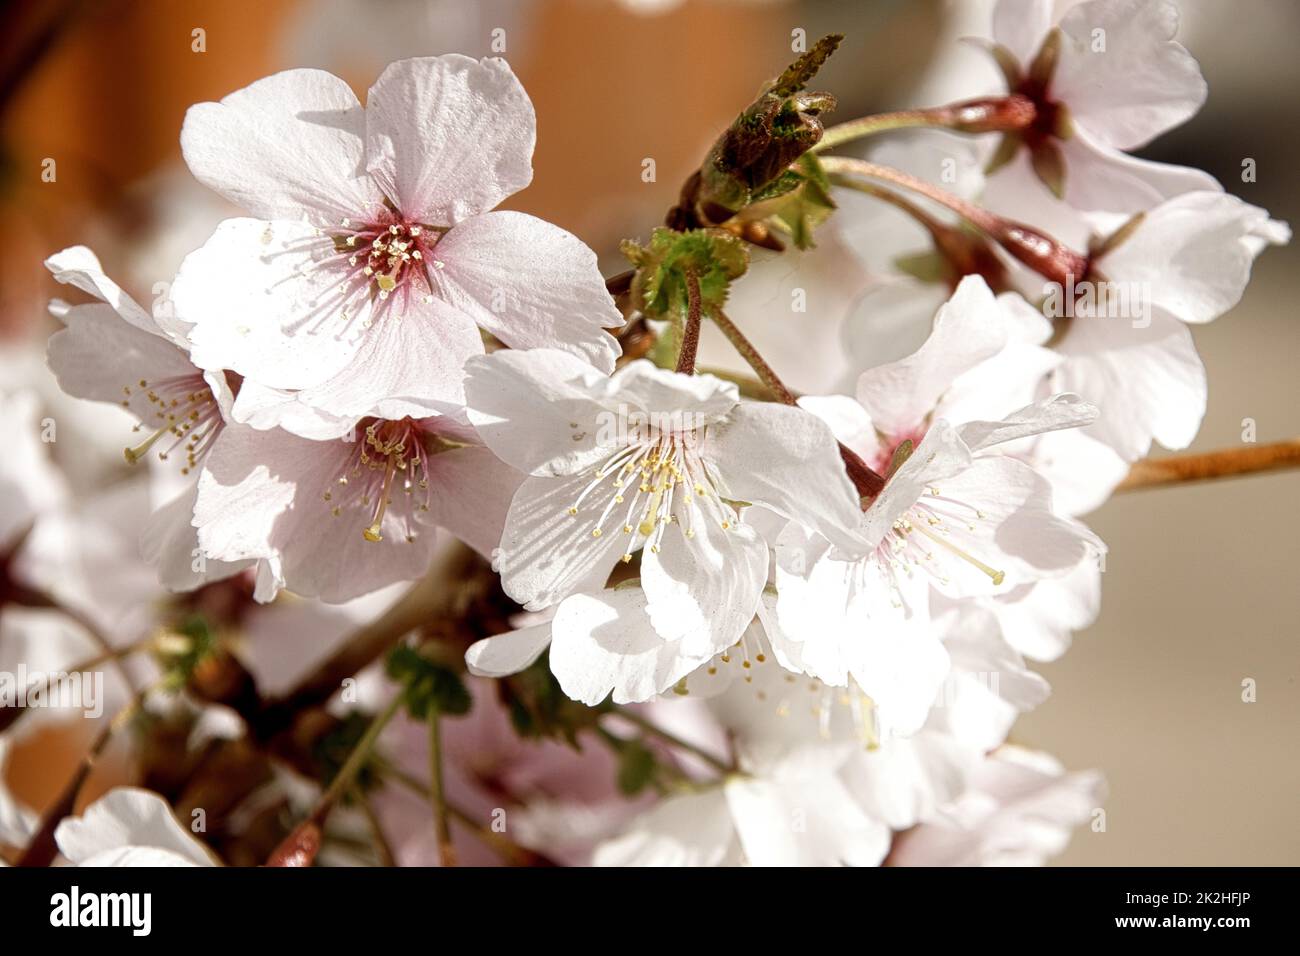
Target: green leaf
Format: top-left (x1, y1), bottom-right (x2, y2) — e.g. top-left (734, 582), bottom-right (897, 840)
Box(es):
top-left (500, 653), bottom-right (605, 746)
top-left (313, 710), bottom-right (382, 795)
top-left (386, 645), bottom-right (471, 719)
top-left (621, 227), bottom-right (749, 320)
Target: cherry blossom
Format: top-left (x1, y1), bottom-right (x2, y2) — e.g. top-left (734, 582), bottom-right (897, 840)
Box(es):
top-left (44, 246), bottom-right (252, 591)
top-left (977, 0), bottom-right (1218, 211)
top-left (172, 56), bottom-right (623, 436)
top-left (464, 349), bottom-right (865, 662)
top-left (193, 416), bottom-right (521, 603)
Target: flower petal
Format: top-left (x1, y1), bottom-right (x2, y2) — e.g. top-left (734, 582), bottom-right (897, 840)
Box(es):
top-left (54, 787), bottom-right (217, 867)
top-left (1054, 0), bottom-right (1206, 151)
top-left (44, 246), bottom-right (162, 337)
top-left (707, 402), bottom-right (865, 554)
top-left (1053, 306), bottom-right (1206, 459)
top-left (181, 68), bottom-right (381, 224)
top-left (464, 348), bottom-right (614, 476)
top-left (194, 425), bottom-right (437, 603)
top-left (549, 589), bottom-right (712, 705)
top-left (176, 218), bottom-right (367, 391)
top-left (431, 211), bottom-right (621, 372)
top-left (465, 623), bottom-right (553, 678)
top-left (364, 55), bottom-right (534, 224)
top-left (417, 443), bottom-right (522, 560)
top-left (1098, 191), bottom-right (1290, 324)
top-left (294, 295), bottom-right (484, 422)
top-left (593, 789), bottom-right (736, 866)
top-left (47, 304), bottom-right (197, 421)
top-left (854, 275), bottom-right (1008, 436)
top-left (494, 473), bottom-right (627, 610)
top-left (640, 513), bottom-right (767, 659)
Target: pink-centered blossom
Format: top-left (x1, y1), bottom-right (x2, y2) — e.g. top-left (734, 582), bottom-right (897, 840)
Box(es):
top-left (173, 55), bottom-right (623, 437)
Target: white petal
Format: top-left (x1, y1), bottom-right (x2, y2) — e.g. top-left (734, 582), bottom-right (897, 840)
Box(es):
top-left (990, 0), bottom-right (1055, 64)
top-left (364, 55), bottom-right (534, 224)
top-left (854, 275), bottom-right (1008, 436)
top-left (294, 295), bottom-right (484, 422)
top-left (44, 246), bottom-right (162, 337)
top-left (181, 68), bottom-right (381, 223)
top-left (431, 211), bottom-right (621, 372)
top-left (725, 774), bottom-right (889, 867)
top-left (1053, 306), bottom-right (1206, 459)
top-left (706, 402), bottom-right (865, 554)
top-left (1054, 0), bottom-right (1206, 151)
top-left (955, 392), bottom-right (1098, 454)
top-left (176, 218), bottom-right (367, 391)
top-left (993, 555), bottom-right (1102, 662)
top-left (1098, 191), bottom-right (1289, 324)
top-left (141, 478), bottom-right (251, 592)
top-left (607, 362), bottom-right (738, 421)
top-left (494, 473), bottom-right (627, 610)
top-left (46, 303), bottom-right (197, 421)
top-left (593, 789), bottom-right (736, 866)
top-left (417, 443), bottom-right (522, 560)
top-left (930, 456), bottom-right (1101, 593)
top-left (463, 348), bottom-right (614, 476)
top-left (841, 731), bottom-right (978, 830)
top-left (229, 380), bottom-right (357, 440)
top-left (846, 623), bottom-right (949, 740)
top-left (935, 342), bottom-right (1062, 433)
top-left (465, 623), bottom-right (552, 678)
top-left (640, 513), bottom-right (767, 659)
top-left (194, 425), bottom-right (436, 603)
top-left (549, 589), bottom-right (712, 705)
top-left (54, 787), bottom-right (217, 867)
top-left (1057, 129), bottom-right (1221, 212)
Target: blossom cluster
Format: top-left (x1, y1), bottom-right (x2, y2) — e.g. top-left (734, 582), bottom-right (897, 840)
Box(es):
top-left (2, 0), bottom-right (1287, 867)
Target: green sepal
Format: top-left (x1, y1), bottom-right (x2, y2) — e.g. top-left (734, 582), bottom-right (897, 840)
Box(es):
top-left (761, 155), bottom-right (837, 250)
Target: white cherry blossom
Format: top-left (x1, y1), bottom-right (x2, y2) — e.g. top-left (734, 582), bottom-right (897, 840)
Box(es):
top-left (464, 349), bottom-right (866, 664)
top-left (173, 56), bottom-right (622, 436)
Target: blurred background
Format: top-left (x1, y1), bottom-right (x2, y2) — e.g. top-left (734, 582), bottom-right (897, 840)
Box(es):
top-left (0, 0), bottom-right (1295, 865)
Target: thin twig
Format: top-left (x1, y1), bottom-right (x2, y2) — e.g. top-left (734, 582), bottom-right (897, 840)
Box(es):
top-left (266, 691), bottom-right (405, 866)
top-left (1117, 439), bottom-right (1300, 491)
top-left (426, 704), bottom-right (456, 866)
top-left (814, 96), bottom-right (1035, 152)
top-left (353, 785), bottom-right (397, 867)
top-left (610, 706), bottom-right (734, 776)
top-left (383, 765), bottom-right (559, 866)
top-left (708, 309), bottom-right (798, 405)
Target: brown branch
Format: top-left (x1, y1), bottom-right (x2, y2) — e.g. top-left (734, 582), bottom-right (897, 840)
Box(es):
top-left (252, 552), bottom-right (466, 739)
top-left (1117, 439), bottom-right (1300, 492)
